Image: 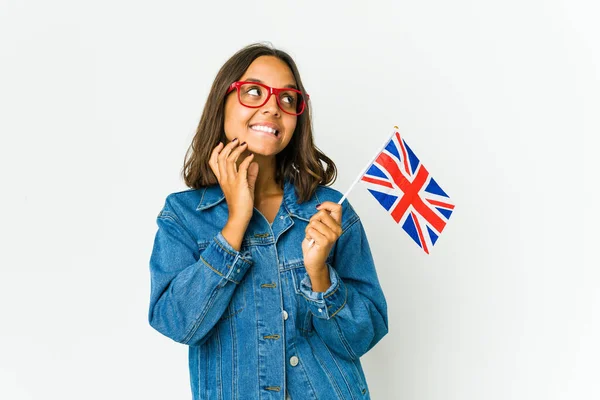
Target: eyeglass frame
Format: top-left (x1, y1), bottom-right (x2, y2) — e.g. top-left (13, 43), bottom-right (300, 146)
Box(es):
top-left (226, 81), bottom-right (310, 116)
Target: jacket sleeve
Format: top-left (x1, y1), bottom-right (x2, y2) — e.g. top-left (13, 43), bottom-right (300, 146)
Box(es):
top-left (298, 210), bottom-right (389, 361)
top-left (148, 200), bottom-right (253, 347)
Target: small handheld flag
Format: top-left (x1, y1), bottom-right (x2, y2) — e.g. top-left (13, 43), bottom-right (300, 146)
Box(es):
top-left (307, 126), bottom-right (454, 254)
top-left (360, 127), bottom-right (455, 254)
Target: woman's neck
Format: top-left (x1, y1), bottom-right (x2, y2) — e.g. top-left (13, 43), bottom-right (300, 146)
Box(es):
top-left (251, 154), bottom-right (284, 200)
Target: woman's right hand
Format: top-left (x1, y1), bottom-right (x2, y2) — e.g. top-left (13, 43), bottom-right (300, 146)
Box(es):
top-left (209, 139), bottom-right (259, 225)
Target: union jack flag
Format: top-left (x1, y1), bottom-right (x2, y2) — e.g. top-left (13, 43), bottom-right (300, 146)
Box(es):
top-left (360, 128), bottom-right (455, 254)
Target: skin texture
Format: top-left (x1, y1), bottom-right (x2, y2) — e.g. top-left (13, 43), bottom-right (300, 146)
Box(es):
top-left (208, 55), bottom-right (341, 292)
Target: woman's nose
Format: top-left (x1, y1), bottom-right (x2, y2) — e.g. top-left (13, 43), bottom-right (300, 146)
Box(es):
top-left (261, 93), bottom-right (281, 116)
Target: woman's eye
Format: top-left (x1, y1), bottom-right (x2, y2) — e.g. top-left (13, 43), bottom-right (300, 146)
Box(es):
top-left (281, 94), bottom-right (296, 104)
top-left (246, 87), bottom-right (262, 96)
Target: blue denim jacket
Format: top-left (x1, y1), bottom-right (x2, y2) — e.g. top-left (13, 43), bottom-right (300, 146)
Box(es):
top-left (148, 179), bottom-right (388, 399)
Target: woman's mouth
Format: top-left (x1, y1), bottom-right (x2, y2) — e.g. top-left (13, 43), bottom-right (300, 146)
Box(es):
top-left (249, 124), bottom-right (280, 137)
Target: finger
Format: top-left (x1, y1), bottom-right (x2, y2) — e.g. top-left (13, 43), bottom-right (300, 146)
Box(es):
top-left (306, 226), bottom-right (327, 247)
top-left (303, 236), bottom-right (316, 249)
top-left (311, 210), bottom-right (342, 237)
top-left (316, 201), bottom-right (343, 224)
top-left (227, 141), bottom-right (248, 177)
top-left (228, 141), bottom-right (249, 164)
top-left (307, 219), bottom-right (337, 242)
top-left (218, 138), bottom-right (239, 181)
top-left (209, 142), bottom-right (224, 180)
top-left (246, 161), bottom-right (259, 191)
top-left (217, 138), bottom-right (239, 162)
top-left (238, 152), bottom-right (255, 181)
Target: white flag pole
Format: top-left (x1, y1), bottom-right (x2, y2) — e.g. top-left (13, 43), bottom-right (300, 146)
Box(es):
top-left (307, 126), bottom-right (399, 248)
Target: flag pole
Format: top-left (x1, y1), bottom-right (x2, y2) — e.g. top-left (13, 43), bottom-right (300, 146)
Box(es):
top-left (307, 126), bottom-right (399, 248)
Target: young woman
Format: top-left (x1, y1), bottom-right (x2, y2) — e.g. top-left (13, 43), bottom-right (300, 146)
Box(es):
top-left (148, 43), bottom-right (388, 400)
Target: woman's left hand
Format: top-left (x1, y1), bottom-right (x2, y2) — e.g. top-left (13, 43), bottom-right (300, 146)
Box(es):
top-left (302, 201), bottom-right (343, 274)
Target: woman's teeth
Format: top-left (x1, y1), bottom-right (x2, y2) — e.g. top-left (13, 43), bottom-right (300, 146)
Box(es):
top-left (251, 125), bottom-right (278, 136)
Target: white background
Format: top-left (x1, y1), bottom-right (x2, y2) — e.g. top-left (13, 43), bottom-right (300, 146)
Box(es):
top-left (1, 1), bottom-right (598, 399)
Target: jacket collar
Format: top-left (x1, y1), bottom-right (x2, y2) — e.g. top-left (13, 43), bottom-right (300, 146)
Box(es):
top-left (196, 179), bottom-right (319, 221)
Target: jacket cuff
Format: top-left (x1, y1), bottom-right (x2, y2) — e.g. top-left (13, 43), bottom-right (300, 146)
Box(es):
top-left (199, 232), bottom-right (253, 287)
top-left (299, 265), bottom-right (347, 320)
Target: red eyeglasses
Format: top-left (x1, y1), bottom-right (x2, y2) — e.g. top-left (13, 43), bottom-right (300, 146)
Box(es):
top-left (226, 81), bottom-right (309, 116)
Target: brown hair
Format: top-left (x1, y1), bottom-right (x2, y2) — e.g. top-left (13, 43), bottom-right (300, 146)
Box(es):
top-left (182, 43), bottom-right (336, 203)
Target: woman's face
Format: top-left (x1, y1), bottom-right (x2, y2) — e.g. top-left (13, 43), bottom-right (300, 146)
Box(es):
top-left (223, 56), bottom-right (298, 158)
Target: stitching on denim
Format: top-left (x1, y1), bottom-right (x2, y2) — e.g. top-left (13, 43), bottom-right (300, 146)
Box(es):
top-left (157, 210), bottom-right (197, 243)
top-left (229, 314), bottom-right (237, 400)
top-left (196, 187), bottom-right (207, 210)
top-left (341, 215), bottom-right (360, 236)
top-left (303, 309), bottom-right (313, 333)
top-left (213, 237), bottom-right (252, 265)
top-left (323, 280), bottom-right (340, 299)
top-left (351, 356), bottom-right (367, 393)
top-left (334, 320), bottom-right (358, 360)
top-left (319, 329), bottom-right (357, 400)
top-left (298, 291), bottom-right (324, 303)
top-left (182, 286), bottom-right (219, 344)
top-left (200, 256), bottom-right (223, 277)
top-left (329, 284), bottom-right (348, 319)
top-left (287, 208), bottom-right (310, 222)
top-left (306, 332), bottom-right (344, 398)
top-left (197, 345), bottom-right (203, 398)
top-left (297, 276), bottom-right (334, 302)
top-left (196, 189), bottom-right (226, 211)
top-left (204, 339), bottom-right (210, 397)
top-left (213, 236), bottom-right (236, 256)
top-left (281, 201), bottom-right (296, 220)
top-left (200, 256), bottom-right (240, 284)
top-left (215, 324), bottom-right (223, 399)
top-left (292, 341), bottom-right (318, 399)
top-left (261, 283), bottom-right (277, 288)
top-left (331, 288), bottom-right (356, 361)
top-left (219, 307), bottom-right (244, 320)
top-left (254, 269), bottom-right (260, 391)
top-left (265, 386), bottom-right (281, 391)
top-left (221, 284), bottom-right (246, 320)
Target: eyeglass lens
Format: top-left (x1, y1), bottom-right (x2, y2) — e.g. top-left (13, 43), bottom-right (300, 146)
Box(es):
top-left (238, 83), bottom-right (304, 114)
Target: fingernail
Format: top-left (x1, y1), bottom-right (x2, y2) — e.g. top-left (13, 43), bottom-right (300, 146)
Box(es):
top-left (241, 141), bottom-right (246, 145)
top-left (232, 138), bottom-right (238, 142)
top-left (315, 203), bottom-right (321, 208)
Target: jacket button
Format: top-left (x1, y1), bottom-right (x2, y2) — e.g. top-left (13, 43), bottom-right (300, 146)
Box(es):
top-left (282, 310), bottom-right (288, 320)
top-left (289, 356), bottom-right (299, 367)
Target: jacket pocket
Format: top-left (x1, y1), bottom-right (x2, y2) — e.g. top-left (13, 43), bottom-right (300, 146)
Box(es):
top-left (290, 263), bottom-right (308, 295)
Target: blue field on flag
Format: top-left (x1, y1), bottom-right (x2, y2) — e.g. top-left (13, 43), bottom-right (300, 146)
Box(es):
top-left (360, 128), bottom-right (455, 254)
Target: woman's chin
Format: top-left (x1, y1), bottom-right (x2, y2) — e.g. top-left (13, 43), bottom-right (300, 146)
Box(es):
top-left (247, 144), bottom-right (281, 158)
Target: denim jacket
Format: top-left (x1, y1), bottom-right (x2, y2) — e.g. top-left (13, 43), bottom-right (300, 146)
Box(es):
top-left (148, 179), bottom-right (388, 400)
